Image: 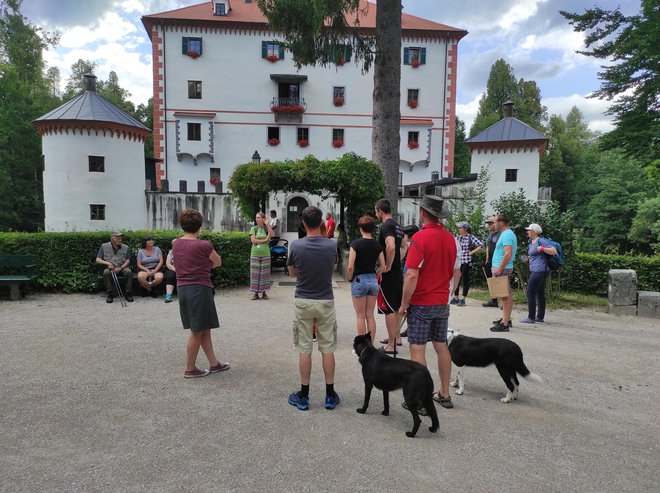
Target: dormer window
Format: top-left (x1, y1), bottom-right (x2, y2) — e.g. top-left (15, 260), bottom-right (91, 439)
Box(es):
top-left (214, 1), bottom-right (228, 16)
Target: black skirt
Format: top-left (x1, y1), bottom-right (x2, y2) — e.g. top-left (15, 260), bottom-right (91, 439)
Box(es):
top-left (178, 284), bottom-right (219, 332)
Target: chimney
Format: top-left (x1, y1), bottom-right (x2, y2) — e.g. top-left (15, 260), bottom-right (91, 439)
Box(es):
top-left (84, 73), bottom-right (97, 92)
top-left (502, 100), bottom-right (514, 118)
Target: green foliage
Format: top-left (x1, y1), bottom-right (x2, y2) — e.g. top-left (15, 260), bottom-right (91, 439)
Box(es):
top-left (628, 196), bottom-right (660, 254)
top-left (540, 107), bottom-right (598, 210)
top-left (228, 153), bottom-right (386, 237)
top-left (574, 149), bottom-right (651, 253)
top-left (453, 117), bottom-right (471, 178)
top-left (0, 0), bottom-right (60, 232)
top-left (447, 165), bottom-right (490, 242)
top-left (561, 252), bottom-right (660, 295)
top-left (561, 1), bottom-right (660, 161)
top-left (0, 231), bottom-right (251, 292)
top-left (469, 59), bottom-right (547, 137)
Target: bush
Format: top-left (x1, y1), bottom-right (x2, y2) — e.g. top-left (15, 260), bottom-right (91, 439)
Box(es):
top-left (0, 230), bottom-right (251, 293)
top-left (466, 251), bottom-right (660, 296)
top-left (561, 252), bottom-right (660, 295)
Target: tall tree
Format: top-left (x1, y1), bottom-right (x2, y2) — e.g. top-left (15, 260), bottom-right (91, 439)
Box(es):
top-left (257, 0), bottom-right (401, 206)
top-left (0, 0), bottom-right (59, 231)
top-left (470, 59), bottom-right (547, 136)
top-left (62, 59), bottom-right (97, 100)
top-left (561, 1), bottom-right (660, 160)
top-left (576, 150), bottom-right (650, 253)
top-left (540, 106), bottom-right (597, 210)
top-left (453, 116), bottom-right (471, 177)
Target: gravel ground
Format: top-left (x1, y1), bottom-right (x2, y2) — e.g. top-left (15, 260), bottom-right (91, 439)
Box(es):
top-left (1, 272), bottom-right (659, 492)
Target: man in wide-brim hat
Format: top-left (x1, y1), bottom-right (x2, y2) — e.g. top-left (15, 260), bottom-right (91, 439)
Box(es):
top-left (399, 195), bottom-right (459, 410)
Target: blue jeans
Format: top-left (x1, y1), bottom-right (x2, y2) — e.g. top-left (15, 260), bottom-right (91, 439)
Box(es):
top-left (526, 271), bottom-right (549, 320)
top-left (351, 273), bottom-right (379, 297)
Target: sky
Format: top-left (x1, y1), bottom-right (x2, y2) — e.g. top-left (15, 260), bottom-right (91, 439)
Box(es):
top-left (23, 0), bottom-right (641, 133)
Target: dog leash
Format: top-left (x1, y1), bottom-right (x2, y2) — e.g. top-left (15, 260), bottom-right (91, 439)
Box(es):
top-left (378, 280), bottom-right (404, 358)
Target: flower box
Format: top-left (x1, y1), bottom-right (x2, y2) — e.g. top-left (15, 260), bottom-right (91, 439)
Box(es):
top-left (333, 98), bottom-right (344, 107)
top-left (209, 177), bottom-right (219, 186)
top-left (336, 58), bottom-right (345, 66)
top-left (410, 59), bottom-right (421, 68)
top-left (271, 105), bottom-right (305, 113)
top-left (332, 140), bottom-right (344, 148)
top-left (408, 141), bottom-right (419, 149)
top-left (268, 138), bottom-right (280, 146)
top-left (187, 50), bottom-right (200, 59)
top-left (266, 54), bottom-right (279, 62)
top-left (297, 139), bottom-right (309, 148)
top-left (408, 100), bottom-right (418, 109)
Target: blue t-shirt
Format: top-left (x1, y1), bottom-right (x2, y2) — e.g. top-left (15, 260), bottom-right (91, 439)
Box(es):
top-left (529, 237), bottom-right (552, 273)
top-left (492, 229), bottom-right (517, 269)
top-left (287, 236), bottom-right (337, 300)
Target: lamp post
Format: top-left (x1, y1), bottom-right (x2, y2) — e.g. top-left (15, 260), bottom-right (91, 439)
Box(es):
top-left (252, 150), bottom-right (261, 164)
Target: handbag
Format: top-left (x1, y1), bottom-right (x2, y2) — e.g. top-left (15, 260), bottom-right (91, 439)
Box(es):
top-left (483, 267), bottom-right (509, 298)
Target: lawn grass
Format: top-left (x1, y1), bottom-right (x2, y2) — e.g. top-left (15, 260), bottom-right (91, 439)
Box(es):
top-left (468, 287), bottom-right (607, 310)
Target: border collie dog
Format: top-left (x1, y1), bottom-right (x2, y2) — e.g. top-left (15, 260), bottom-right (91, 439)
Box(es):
top-left (447, 331), bottom-right (543, 403)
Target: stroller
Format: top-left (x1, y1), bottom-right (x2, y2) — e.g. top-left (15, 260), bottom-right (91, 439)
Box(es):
top-left (270, 239), bottom-right (288, 271)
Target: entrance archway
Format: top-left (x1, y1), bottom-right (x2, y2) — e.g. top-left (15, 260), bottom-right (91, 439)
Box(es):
top-left (286, 196), bottom-right (309, 232)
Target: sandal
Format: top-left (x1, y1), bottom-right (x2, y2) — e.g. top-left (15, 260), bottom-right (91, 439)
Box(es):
top-left (432, 392), bottom-right (454, 408)
top-left (401, 402), bottom-right (428, 416)
top-left (380, 338), bottom-right (403, 346)
top-left (261, 293), bottom-right (269, 300)
top-left (251, 293), bottom-right (259, 300)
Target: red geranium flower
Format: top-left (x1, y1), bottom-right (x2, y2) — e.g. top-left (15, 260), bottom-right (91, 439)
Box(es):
top-left (408, 141), bottom-right (419, 149)
top-left (268, 138), bottom-right (280, 146)
top-left (332, 140), bottom-right (344, 148)
top-left (298, 139), bottom-right (309, 147)
top-left (411, 59), bottom-right (421, 68)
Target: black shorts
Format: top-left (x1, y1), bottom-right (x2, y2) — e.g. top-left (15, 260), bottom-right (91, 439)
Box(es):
top-left (378, 269), bottom-right (402, 314)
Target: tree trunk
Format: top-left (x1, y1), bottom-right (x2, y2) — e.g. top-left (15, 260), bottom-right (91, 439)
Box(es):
top-left (372, 0), bottom-right (402, 209)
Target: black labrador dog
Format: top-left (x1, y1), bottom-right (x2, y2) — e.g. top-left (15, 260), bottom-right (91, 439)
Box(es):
top-left (353, 334), bottom-right (439, 438)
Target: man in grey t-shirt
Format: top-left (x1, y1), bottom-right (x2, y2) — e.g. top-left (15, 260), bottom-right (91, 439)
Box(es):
top-left (286, 206), bottom-right (340, 411)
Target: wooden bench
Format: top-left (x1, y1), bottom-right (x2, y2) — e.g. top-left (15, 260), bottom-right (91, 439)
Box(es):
top-left (0, 255), bottom-right (39, 301)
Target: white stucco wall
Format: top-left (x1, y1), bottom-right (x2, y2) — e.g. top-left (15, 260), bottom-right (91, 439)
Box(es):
top-left (42, 132), bottom-right (147, 231)
top-left (158, 25), bottom-right (455, 190)
top-left (470, 146), bottom-right (541, 215)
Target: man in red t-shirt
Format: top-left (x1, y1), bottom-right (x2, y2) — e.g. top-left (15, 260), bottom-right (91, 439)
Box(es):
top-left (399, 195), bottom-right (459, 410)
top-left (325, 212), bottom-right (336, 238)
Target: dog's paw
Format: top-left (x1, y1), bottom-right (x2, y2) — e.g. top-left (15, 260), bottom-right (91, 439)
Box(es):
top-left (381, 410), bottom-right (389, 416)
top-left (455, 388), bottom-right (464, 395)
top-left (429, 426), bottom-right (438, 433)
top-left (356, 408), bottom-right (366, 414)
top-left (500, 396), bottom-right (511, 403)
top-left (450, 379), bottom-right (458, 388)
top-left (405, 431), bottom-right (416, 438)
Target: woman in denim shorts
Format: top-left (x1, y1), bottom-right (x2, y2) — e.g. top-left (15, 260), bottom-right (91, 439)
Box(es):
top-left (347, 215), bottom-right (386, 341)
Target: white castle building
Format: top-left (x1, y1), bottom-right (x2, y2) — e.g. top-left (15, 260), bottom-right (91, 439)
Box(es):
top-left (34, 0), bottom-right (467, 233)
top-left (141, 0), bottom-right (466, 233)
top-left (33, 74), bottom-right (151, 232)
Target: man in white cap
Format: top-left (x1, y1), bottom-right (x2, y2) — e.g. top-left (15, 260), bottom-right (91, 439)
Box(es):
top-left (95, 231), bottom-right (134, 303)
top-left (399, 195), bottom-right (459, 410)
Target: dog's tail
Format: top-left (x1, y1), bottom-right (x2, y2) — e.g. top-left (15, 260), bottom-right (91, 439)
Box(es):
top-left (518, 362), bottom-right (544, 384)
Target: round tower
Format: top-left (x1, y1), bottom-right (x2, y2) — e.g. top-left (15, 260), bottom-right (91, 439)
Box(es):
top-left (33, 74), bottom-right (150, 231)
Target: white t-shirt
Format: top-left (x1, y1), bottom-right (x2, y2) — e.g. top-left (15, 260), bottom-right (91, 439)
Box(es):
top-left (269, 217), bottom-right (280, 236)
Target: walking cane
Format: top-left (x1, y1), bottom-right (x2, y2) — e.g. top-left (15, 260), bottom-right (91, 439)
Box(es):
top-left (111, 270), bottom-right (127, 307)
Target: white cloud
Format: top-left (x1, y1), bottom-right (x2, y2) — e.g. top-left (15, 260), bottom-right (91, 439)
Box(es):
top-left (59, 11), bottom-right (137, 48)
top-left (456, 94), bottom-right (482, 131)
top-left (544, 93), bottom-right (614, 132)
top-left (498, 0), bottom-right (549, 31)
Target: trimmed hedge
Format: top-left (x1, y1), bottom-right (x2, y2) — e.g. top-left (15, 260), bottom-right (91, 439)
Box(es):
top-left (0, 231), bottom-right (251, 293)
top-left (467, 251), bottom-right (660, 296)
top-left (561, 252), bottom-right (660, 295)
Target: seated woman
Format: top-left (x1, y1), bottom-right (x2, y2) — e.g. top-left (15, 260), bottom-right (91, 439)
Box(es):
top-left (136, 236), bottom-right (164, 297)
top-left (164, 248), bottom-right (176, 303)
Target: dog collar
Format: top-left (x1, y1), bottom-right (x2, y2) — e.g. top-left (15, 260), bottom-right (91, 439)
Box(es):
top-left (358, 346), bottom-right (369, 358)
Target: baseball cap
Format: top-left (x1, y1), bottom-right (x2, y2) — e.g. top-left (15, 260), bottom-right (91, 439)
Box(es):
top-left (525, 223), bottom-right (542, 234)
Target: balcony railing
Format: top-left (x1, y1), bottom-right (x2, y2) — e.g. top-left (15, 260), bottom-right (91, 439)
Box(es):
top-left (270, 97), bottom-right (307, 113)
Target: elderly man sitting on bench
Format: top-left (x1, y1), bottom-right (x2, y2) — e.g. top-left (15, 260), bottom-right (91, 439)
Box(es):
top-left (96, 231), bottom-right (134, 303)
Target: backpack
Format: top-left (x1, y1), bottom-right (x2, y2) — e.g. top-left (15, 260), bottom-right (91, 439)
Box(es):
top-left (542, 236), bottom-right (564, 271)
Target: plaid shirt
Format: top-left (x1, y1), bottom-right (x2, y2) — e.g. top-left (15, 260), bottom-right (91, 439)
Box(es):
top-left (456, 233), bottom-right (484, 265)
